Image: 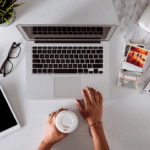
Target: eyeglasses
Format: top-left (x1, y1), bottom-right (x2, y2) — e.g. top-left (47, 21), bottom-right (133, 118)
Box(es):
top-left (0, 42), bottom-right (21, 77)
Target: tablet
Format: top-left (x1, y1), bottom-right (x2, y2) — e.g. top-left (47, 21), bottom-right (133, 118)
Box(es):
top-left (0, 86), bottom-right (20, 138)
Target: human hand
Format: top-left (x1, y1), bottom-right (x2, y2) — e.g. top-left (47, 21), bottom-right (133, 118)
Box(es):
top-left (42, 108), bottom-right (69, 145)
top-left (75, 87), bottom-right (103, 125)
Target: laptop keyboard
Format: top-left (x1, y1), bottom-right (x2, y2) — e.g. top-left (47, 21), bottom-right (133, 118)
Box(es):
top-left (32, 46), bottom-right (103, 74)
top-left (32, 26), bottom-right (103, 35)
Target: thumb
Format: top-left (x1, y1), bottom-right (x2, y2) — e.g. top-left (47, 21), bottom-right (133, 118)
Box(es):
top-left (75, 100), bottom-right (84, 113)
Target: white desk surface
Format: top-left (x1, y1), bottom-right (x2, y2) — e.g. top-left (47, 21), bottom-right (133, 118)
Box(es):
top-left (0, 0), bottom-right (150, 150)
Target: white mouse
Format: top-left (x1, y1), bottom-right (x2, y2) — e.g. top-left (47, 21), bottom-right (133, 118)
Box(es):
top-left (138, 5), bottom-right (150, 33)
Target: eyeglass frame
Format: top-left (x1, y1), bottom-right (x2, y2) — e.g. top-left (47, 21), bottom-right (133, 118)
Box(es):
top-left (0, 42), bottom-right (21, 77)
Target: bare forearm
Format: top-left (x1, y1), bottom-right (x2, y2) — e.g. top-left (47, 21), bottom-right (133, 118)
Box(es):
top-left (90, 124), bottom-right (110, 150)
top-left (37, 141), bottom-right (54, 150)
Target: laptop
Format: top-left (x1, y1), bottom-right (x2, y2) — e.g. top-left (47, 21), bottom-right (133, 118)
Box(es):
top-left (16, 0), bottom-right (118, 100)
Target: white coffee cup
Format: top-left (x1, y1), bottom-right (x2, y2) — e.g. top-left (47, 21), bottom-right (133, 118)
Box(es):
top-left (55, 110), bottom-right (78, 133)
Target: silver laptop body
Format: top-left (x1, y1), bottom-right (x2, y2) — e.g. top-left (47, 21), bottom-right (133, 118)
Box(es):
top-left (16, 0), bottom-right (118, 100)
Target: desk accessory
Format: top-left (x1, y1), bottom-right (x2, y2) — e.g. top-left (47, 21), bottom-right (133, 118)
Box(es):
top-left (55, 110), bottom-right (78, 133)
top-left (138, 5), bottom-right (150, 33)
top-left (117, 43), bottom-right (150, 89)
top-left (0, 42), bottom-right (21, 77)
top-left (0, 86), bottom-right (20, 138)
top-left (0, 0), bottom-right (25, 27)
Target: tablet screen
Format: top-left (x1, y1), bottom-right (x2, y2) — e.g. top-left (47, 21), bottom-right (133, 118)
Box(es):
top-left (0, 90), bottom-right (17, 132)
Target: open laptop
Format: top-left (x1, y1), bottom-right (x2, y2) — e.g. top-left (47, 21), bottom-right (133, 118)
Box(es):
top-left (16, 0), bottom-right (118, 100)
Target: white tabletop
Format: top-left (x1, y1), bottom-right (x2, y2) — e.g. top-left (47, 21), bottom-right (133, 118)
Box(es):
top-left (0, 0), bottom-right (150, 150)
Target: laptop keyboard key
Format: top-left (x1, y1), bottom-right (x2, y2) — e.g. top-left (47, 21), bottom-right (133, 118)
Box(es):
top-left (83, 64), bottom-right (87, 68)
top-left (59, 64), bottom-right (62, 68)
top-left (65, 55), bottom-right (68, 58)
top-left (56, 59), bottom-right (60, 63)
top-left (74, 55), bottom-right (78, 58)
top-left (79, 55), bottom-right (83, 58)
top-left (81, 59), bottom-right (84, 63)
top-left (33, 64), bottom-right (43, 68)
top-left (44, 64), bottom-right (48, 68)
top-left (88, 64), bottom-right (92, 68)
top-left (94, 69), bottom-right (98, 73)
top-left (61, 59), bottom-right (65, 63)
top-left (62, 50), bottom-right (66, 54)
top-left (99, 55), bottom-right (103, 58)
top-left (33, 59), bottom-right (40, 63)
top-left (54, 64), bottom-right (57, 68)
top-left (78, 64), bottom-right (82, 68)
top-left (33, 50), bottom-right (37, 53)
top-left (48, 69), bottom-right (52, 73)
top-left (89, 55), bottom-right (93, 58)
top-left (63, 64), bottom-right (67, 68)
top-left (45, 55), bottom-right (49, 58)
top-left (33, 55), bottom-right (39, 58)
top-left (50, 55), bottom-right (54, 58)
top-left (76, 59), bottom-right (79, 63)
top-left (95, 59), bottom-right (103, 63)
top-left (49, 64), bottom-right (52, 68)
top-left (41, 59), bottom-right (45, 63)
top-left (84, 69), bottom-right (88, 74)
top-left (38, 69), bottom-right (42, 73)
top-left (71, 59), bottom-right (74, 63)
top-left (54, 69), bottom-right (77, 73)
top-left (78, 69), bottom-right (83, 73)
top-left (33, 69), bottom-right (37, 73)
top-left (90, 59), bottom-right (94, 63)
top-left (73, 64), bottom-right (77, 68)
top-left (94, 55), bottom-right (98, 58)
top-left (93, 64), bottom-right (103, 68)
top-left (68, 64), bottom-right (72, 68)
top-left (97, 50), bottom-right (103, 53)
top-left (46, 59), bottom-right (50, 63)
top-left (86, 59), bottom-right (89, 63)
top-left (51, 59), bottom-right (55, 63)
top-left (70, 55), bottom-right (73, 58)
top-left (66, 59), bottom-right (70, 63)
top-left (43, 69), bottom-right (47, 73)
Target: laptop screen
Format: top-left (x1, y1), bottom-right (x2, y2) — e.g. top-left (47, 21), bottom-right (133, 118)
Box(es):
top-left (17, 25), bottom-right (117, 41)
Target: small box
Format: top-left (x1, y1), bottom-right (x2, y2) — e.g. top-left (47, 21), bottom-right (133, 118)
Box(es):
top-left (144, 82), bottom-right (150, 96)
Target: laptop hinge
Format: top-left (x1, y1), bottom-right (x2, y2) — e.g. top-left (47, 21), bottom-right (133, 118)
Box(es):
top-left (35, 39), bottom-right (101, 43)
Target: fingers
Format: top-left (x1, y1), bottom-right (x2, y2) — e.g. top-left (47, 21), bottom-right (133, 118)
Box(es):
top-left (48, 113), bottom-right (55, 123)
top-left (86, 87), bottom-right (95, 103)
top-left (55, 108), bottom-right (64, 116)
top-left (91, 88), bottom-right (100, 103)
top-left (82, 89), bottom-right (90, 106)
top-left (75, 100), bottom-right (84, 113)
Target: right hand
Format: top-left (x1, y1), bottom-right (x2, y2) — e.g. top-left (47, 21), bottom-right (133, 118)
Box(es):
top-left (75, 87), bottom-right (103, 125)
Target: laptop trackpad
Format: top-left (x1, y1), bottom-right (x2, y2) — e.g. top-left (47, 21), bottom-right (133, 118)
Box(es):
top-left (54, 77), bottom-right (81, 98)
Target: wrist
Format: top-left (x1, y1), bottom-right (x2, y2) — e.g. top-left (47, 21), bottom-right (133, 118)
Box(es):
top-left (38, 141), bottom-right (54, 150)
top-left (88, 119), bottom-right (102, 126)
top-left (42, 139), bottom-right (55, 147)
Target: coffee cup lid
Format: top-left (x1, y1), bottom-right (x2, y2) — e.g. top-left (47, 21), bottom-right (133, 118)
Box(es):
top-left (55, 110), bottom-right (78, 133)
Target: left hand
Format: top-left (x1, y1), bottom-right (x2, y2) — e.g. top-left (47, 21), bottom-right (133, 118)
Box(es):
top-left (42, 108), bottom-right (69, 145)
